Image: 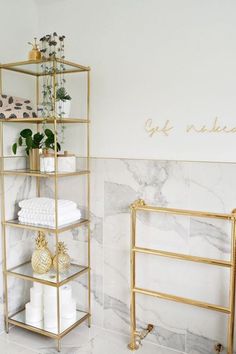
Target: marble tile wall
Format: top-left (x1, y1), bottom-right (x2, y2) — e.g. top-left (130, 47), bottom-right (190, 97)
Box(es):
top-left (0, 157), bottom-right (236, 354)
top-left (92, 158), bottom-right (236, 354)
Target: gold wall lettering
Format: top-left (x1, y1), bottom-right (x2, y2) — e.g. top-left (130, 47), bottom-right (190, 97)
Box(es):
top-left (186, 117), bottom-right (236, 133)
top-left (145, 118), bottom-right (173, 137)
top-left (144, 117), bottom-right (236, 137)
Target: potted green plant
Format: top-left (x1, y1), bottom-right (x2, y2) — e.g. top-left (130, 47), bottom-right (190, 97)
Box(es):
top-left (12, 128), bottom-right (61, 170)
top-left (56, 87), bottom-right (71, 118)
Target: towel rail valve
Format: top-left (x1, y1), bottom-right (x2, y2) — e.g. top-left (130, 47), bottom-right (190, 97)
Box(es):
top-left (214, 343), bottom-right (223, 353)
top-left (128, 324), bottom-right (154, 350)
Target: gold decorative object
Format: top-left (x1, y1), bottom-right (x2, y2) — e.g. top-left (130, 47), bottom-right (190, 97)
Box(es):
top-left (128, 199), bottom-right (236, 352)
top-left (31, 232), bottom-right (52, 274)
top-left (29, 148), bottom-right (40, 171)
top-left (53, 242), bottom-right (70, 273)
top-left (28, 38), bottom-right (41, 60)
top-left (53, 242), bottom-right (71, 273)
top-left (130, 198), bottom-right (145, 210)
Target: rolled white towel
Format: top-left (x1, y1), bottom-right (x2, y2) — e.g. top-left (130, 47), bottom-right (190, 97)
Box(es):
top-left (19, 197), bottom-right (77, 213)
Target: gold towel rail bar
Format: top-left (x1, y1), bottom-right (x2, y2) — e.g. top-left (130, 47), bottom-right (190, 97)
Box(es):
top-left (128, 199), bottom-right (236, 354)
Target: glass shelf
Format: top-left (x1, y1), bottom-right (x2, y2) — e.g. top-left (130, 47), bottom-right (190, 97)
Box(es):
top-left (9, 309), bottom-right (90, 337)
top-left (4, 218), bottom-right (89, 233)
top-left (0, 58), bottom-right (90, 76)
top-left (0, 117), bottom-right (89, 123)
top-left (2, 169), bottom-right (90, 178)
top-left (7, 261), bottom-right (89, 286)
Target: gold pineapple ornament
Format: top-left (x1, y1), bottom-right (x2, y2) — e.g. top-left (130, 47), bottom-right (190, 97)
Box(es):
top-left (53, 242), bottom-right (71, 273)
top-left (31, 232), bottom-right (52, 274)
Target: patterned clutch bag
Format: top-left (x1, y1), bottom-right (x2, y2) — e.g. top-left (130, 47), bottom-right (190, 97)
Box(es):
top-left (0, 94), bottom-right (37, 119)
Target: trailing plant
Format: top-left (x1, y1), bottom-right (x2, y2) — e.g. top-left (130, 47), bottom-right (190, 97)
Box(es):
top-left (12, 128), bottom-right (61, 155)
top-left (39, 32), bottom-right (70, 142)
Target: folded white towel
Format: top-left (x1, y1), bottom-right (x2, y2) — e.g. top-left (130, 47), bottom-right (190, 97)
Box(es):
top-left (19, 197), bottom-right (77, 213)
top-left (18, 207), bottom-right (78, 219)
top-left (18, 209), bottom-right (81, 222)
top-left (19, 211), bottom-right (81, 228)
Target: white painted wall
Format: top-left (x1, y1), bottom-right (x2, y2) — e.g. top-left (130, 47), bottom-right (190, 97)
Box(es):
top-left (0, 0), bottom-right (38, 62)
top-left (36, 0), bottom-right (236, 162)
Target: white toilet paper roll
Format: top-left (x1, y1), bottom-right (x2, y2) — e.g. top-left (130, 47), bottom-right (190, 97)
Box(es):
top-left (43, 284), bottom-right (72, 305)
top-left (43, 284), bottom-right (72, 297)
top-left (44, 297), bottom-right (57, 314)
top-left (62, 315), bottom-right (76, 330)
top-left (44, 310), bottom-right (58, 329)
top-left (33, 282), bottom-right (43, 292)
top-left (43, 285), bottom-right (57, 298)
top-left (61, 299), bottom-right (76, 319)
top-left (30, 287), bottom-right (43, 308)
top-left (25, 302), bottom-right (43, 323)
top-left (60, 285), bottom-right (72, 304)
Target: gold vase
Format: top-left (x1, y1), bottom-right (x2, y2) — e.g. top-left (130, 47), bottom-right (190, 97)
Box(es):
top-left (28, 48), bottom-right (41, 61)
top-left (29, 149), bottom-right (40, 171)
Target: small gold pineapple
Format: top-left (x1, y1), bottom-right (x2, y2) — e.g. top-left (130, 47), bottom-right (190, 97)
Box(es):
top-left (53, 242), bottom-right (71, 273)
top-left (31, 232), bottom-right (52, 274)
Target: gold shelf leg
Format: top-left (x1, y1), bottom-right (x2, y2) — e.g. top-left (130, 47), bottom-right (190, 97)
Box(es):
top-left (227, 211), bottom-right (236, 354)
top-left (36, 75), bottom-right (40, 199)
top-left (87, 70), bottom-right (91, 329)
top-left (57, 338), bottom-right (61, 352)
top-left (0, 120), bottom-right (9, 334)
top-left (128, 206), bottom-right (139, 350)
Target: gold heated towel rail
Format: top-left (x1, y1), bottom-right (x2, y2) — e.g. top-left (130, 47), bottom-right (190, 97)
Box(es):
top-left (128, 199), bottom-right (236, 354)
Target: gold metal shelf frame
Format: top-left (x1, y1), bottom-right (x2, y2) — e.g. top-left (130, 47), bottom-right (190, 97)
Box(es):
top-left (128, 199), bottom-right (236, 354)
top-left (0, 59), bottom-right (91, 352)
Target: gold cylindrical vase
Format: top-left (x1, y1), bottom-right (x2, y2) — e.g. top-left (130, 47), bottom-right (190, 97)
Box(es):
top-left (29, 149), bottom-right (40, 171)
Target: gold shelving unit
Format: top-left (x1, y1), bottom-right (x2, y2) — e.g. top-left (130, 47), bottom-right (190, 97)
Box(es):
top-left (0, 58), bottom-right (91, 351)
top-left (128, 199), bottom-right (236, 354)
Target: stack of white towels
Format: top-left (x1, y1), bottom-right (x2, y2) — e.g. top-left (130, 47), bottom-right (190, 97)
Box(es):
top-left (25, 283), bottom-right (77, 333)
top-left (18, 197), bottom-right (82, 228)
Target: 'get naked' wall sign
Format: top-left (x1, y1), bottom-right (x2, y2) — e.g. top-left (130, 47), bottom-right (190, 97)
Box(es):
top-left (145, 118), bottom-right (236, 137)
